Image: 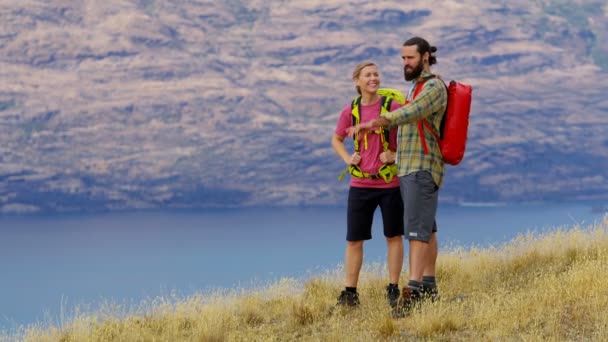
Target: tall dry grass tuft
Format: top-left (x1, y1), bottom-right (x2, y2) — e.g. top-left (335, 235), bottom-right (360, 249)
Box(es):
top-left (373, 313), bottom-right (397, 339)
top-left (15, 217), bottom-right (608, 341)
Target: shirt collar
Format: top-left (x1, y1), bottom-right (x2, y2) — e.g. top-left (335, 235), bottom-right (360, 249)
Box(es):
top-left (413, 70), bottom-right (433, 83)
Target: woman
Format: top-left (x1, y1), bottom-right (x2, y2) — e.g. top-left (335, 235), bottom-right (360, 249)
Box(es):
top-left (332, 61), bottom-right (404, 308)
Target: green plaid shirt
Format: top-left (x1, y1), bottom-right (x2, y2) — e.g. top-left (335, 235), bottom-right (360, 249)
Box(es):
top-left (381, 71), bottom-right (448, 187)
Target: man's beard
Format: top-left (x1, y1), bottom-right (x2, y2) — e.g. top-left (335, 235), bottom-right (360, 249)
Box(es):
top-left (404, 62), bottom-right (424, 81)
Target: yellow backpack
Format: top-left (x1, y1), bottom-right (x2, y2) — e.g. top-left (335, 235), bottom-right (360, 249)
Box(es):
top-left (338, 88), bottom-right (406, 183)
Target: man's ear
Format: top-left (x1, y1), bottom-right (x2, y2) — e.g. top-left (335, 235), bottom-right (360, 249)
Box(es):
top-left (423, 52), bottom-right (429, 64)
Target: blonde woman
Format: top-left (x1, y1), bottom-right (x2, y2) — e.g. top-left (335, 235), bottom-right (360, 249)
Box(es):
top-left (331, 61), bottom-right (404, 308)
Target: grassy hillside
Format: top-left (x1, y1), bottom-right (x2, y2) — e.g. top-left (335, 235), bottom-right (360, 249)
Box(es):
top-left (11, 218), bottom-right (608, 341)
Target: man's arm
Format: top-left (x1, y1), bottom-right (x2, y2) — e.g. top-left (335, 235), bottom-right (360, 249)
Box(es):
top-left (347, 80), bottom-right (447, 137)
top-left (347, 116), bottom-right (390, 136)
top-left (381, 80), bottom-right (447, 126)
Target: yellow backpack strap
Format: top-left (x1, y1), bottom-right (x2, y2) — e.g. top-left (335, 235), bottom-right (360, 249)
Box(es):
top-left (338, 96), bottom-right (362, 181)
top-left (377, 88), bottom-right (406, 105)
top-left (378, 96), bottom-right (391, 152)
top-left (351, 96), bottom-right (362, 153)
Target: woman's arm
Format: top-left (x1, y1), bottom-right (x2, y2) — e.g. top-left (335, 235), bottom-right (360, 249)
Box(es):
top-left (332, 134), bottom-right (360, 165)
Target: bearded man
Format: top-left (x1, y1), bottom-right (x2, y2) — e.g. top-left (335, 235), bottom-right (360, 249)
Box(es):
top-left (348, 37), bottom-right (448, 317)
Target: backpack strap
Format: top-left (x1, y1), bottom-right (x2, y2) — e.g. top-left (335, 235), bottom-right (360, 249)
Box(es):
top-left (420, 121), bottom-right (440, 153)
top-left (341, 96), bottom-right (396, 182)
top-left (379, 96), bottom-right (392, 152)
top-left (421, 79), bottom-right (447, 140)
top-left (351, 95), bottom-right (392, 153)
top-left (351, 96), bottom-right (362, 153)
top-left (412, 76), bottom-right (442, 155)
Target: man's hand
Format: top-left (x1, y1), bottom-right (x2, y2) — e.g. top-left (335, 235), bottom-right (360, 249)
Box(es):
top-left (346, 120), bottom-right (375, 137)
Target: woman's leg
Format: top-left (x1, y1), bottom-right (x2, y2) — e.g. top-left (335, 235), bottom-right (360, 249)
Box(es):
top-left (345, 240), bottom-right (364, 287)
top-left (386, 236), bottom-right (403, 284)
top-left (338, 187), bottom-right (374, 306)
top-left (379, 187), bottom-right (405, 285)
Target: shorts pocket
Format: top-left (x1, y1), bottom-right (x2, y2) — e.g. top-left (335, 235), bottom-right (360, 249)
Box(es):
top-left (415, 171), bottom-right (438, 193)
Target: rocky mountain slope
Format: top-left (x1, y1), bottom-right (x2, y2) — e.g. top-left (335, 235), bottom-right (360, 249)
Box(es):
top-left (1, 0), bottom-right (607, 213)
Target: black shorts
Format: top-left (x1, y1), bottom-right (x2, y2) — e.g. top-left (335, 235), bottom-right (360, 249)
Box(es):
top-left (346, 186), bottom-right (405, 241)
top-left (399, 171), bottom-right (439, 242)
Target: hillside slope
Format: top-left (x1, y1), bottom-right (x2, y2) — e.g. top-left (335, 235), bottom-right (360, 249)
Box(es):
top-left (1, 0), bottom-right (607, 213)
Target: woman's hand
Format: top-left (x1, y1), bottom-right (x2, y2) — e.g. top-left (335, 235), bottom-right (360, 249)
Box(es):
top-left (348, 153), bottom-right (361, 165)
top-left (379, 150), bottom-right (395, 164)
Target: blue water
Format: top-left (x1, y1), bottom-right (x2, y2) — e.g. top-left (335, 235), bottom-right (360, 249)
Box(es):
top-left (0, 203), bottom-right (605, 331)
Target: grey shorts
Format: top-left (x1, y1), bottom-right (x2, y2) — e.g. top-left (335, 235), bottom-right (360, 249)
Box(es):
top-left (399, 171), bottom-right (438, 242)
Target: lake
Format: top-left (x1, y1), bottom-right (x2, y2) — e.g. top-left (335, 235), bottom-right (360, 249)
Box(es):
top-left (0, 202), bottom-right (605, 332)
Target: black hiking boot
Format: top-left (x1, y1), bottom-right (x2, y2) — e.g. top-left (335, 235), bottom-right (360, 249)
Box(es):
top-left (420, 285), bottom-right (440, 303)
top-left (391, 287), bottom-right (421, 318)
top-left (336, 290), bottom-right (360, 307)
top-left (386, 285), bottom-right (400, 308)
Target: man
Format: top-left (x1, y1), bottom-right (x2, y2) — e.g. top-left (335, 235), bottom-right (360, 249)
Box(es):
top-left (348, 37), bottom-right (448, 316)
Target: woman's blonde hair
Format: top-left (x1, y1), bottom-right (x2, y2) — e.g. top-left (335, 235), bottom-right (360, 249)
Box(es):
top-left (352, 61), bottom-right (377, 95)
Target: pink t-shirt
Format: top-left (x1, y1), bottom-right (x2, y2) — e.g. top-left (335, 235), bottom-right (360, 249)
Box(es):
top-left (335, 98), bottom-right (402, 189)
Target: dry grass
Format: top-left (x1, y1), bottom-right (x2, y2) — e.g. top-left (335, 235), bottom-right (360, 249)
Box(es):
top-left (14, 218), bottom-right (608, 341)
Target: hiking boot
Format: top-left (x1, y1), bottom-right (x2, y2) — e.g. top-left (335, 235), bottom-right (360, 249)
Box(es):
top-left (336, 290), bottom-right (360, 307)
top-left (420, 285), bottom-right (440, 303)
top-left (386, 285), bottom-right (400, 308)
top-left (391, 287), bottom-right (421, 318)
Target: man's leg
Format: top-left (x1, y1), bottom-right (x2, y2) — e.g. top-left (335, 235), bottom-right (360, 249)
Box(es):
top-left (398, 172), bottom-right (439, 312)
top-left (421, 225), bottom-right (440, 300)
top-left (408, 235), bottom-right (439, 301)
top-left (408, 239), bottom-right (430, 282)
top-left (423, 232), bottom-right (437, 277)
top-left (401, 172), bottom-right (438, 282)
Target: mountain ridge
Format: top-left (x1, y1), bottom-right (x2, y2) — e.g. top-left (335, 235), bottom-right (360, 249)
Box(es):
top-left (1, 0), bottom-right (607, 213)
